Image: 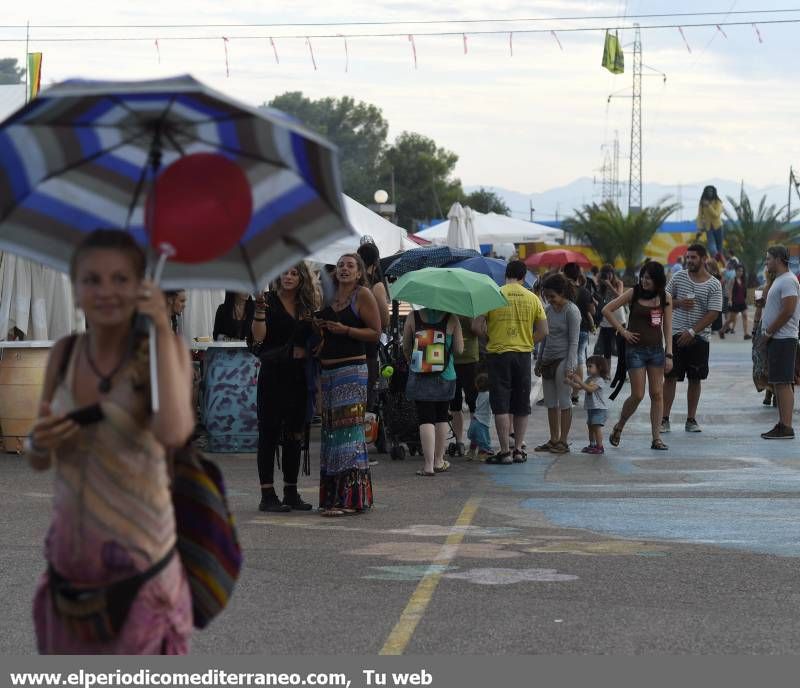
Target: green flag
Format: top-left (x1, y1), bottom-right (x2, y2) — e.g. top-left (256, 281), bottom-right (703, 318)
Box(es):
top-left (602, 30), bottom-right (624, 74)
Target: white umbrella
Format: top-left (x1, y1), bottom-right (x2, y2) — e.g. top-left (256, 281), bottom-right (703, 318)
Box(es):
top-left (418, 210), bottom-right (564, 245)
top-left (445, 202), bottom-right (480, 251)
top-left (463, 207), bottom-right (482, 252)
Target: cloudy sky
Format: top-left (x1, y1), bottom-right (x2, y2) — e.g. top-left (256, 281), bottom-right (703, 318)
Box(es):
top-left (1, 0), bottom-right (797, 199)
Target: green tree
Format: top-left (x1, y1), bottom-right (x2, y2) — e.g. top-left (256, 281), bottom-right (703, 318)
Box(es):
top-left (266, 92), bottom-right (388, 206)
top-left (564, 199), bottom-right (679, 278)
top-left (382, 132), bottom-right (463, 231)
top-left (724, 192), bottom-right (800, 286)
top-left (0, 58), bottom-right (24, 85)
top-left (463, 188), bottom-right (510, 215)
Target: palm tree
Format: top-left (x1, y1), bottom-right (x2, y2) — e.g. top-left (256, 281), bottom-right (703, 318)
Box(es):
top-left (724, 192), bottom-right (800, 286)
top-left (605, 198), bottom-right (680, 279)
top-left (562, 201), bottom-right (621, 265)
top-left (564, 198), bottom-right (679, 278)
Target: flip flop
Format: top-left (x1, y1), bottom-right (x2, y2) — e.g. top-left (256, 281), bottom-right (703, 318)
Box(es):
top-left (433, 460), bottom-right (451, 473)
top-left (416, 470), bottom-right (435, 476)
top-left (610, 425), bottom-right (623, 447)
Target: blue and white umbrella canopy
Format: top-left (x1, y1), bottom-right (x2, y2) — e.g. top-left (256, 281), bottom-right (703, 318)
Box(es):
top-left (0, 75), bottom-right (355, 291)
top-left (385, 245), bottom-right (481, 278)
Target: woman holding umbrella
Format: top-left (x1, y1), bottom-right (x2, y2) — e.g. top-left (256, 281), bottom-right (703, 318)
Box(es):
top-left (316, 254), bottom-right (381, 516)
top-left (27, 229), bottom-right (195, 654)
top-left (403, 307), bottom-right (464, 475)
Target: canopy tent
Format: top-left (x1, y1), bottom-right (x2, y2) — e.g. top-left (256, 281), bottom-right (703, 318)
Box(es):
top-left (417, 211), bottom-right (564, 246)
top-left (308, 195), bottom-right (417, 265)
top-left (0, 253), bottom-right (84, 341)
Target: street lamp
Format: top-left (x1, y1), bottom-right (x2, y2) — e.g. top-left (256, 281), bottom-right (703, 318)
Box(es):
top-left (370, 189), bottom-right (396, 223)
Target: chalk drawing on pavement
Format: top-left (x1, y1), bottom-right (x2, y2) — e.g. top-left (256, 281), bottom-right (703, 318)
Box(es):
top-left (442, 568), bottom-right (579, 585)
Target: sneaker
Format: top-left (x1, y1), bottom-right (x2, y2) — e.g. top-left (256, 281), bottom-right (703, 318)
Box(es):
top-left (660, 418), bottom-right (671, 433)
top-left (685, 419), bottom-right (702, 432)
top-left (587, 445), bottom-right (605, 455)
top-left (761, 423), bottom-right (795, 440)
top-left (571, 395), bottom-right (579, 405)
top-left (580, 445), bottom-right (596, 453)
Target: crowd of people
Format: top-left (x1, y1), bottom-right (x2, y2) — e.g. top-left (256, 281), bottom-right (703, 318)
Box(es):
top-left (21, 216), bottom-right (800, 653)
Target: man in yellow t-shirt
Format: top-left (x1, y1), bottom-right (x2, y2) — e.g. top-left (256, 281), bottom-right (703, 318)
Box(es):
top-left (473, 260), bottom-right (548, 464)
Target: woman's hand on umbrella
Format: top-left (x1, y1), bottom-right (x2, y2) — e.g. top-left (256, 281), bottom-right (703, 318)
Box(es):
top-left (30, 402), bottom-right (79, 451)
top-left (137, 279), bottom-right (170, 332)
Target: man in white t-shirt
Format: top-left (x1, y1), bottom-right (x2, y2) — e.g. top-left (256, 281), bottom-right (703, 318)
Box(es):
top-left (760, 245), bottom-right (800, 439)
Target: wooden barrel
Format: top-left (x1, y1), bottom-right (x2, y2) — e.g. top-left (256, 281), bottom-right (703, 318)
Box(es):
top-left (0, 346), bottom-right (50, 454)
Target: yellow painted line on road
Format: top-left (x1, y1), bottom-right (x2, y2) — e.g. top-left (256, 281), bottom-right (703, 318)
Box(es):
top-left (379, 496), bottom-right (481, 656)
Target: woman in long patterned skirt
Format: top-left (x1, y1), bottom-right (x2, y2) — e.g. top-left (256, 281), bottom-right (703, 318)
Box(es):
top-left (316, 253), bottom-right (381, 516)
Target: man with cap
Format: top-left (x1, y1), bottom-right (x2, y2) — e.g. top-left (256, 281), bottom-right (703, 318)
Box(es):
top-left (760, 245), bottom-right (800, 439)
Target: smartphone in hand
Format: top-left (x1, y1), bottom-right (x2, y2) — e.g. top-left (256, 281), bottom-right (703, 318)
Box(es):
top-left (66, 403), bottom-right (105, 426)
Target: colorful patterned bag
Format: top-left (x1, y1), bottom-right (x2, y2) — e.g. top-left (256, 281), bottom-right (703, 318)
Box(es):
top-left (171, 445), bottom-right (243, 629)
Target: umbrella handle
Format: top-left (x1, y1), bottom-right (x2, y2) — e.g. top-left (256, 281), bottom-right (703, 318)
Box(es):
top-left (146, 243), bottom-right (175, 414)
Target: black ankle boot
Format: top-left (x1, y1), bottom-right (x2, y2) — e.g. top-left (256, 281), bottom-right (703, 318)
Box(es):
top-left (259, 487), bottom-right (290, 513)
top-left (283, 485), bottom-right (313, 511)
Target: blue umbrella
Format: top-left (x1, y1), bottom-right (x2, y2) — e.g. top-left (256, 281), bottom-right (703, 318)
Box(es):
top-left (0, 74), bottom-right (353, 292)
top-left (385, 246), bottom-right (480, 277)
top-left (447, 256), bottom-right (535, 288)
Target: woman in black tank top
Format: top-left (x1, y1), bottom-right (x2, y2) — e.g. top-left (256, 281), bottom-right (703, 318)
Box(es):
top-left (601, 260), bottom-right (674, 451)
top-left (251, 263), bottom-right (318, 513)
top-left (357, 242), bottom-right (390, 414)
top-left (315, 253), bottom-right (381, 517)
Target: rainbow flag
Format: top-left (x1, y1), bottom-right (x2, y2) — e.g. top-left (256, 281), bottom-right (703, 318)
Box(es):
top-left (27, 52), bottom-right (42, 100)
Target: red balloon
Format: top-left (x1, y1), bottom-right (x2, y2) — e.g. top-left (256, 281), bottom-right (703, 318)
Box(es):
top-left (147, 153), bottom-right (253, 264)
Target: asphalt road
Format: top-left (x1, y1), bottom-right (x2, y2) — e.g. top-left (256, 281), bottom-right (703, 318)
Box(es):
top-left (2, 332), bottom-right (800, 654)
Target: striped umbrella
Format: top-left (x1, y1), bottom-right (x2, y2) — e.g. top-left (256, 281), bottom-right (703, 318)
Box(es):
top-left (0, 74), bottom-right (354, 291)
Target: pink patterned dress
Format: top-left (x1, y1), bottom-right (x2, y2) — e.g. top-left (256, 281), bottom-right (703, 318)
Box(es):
top-left (33, 336), bottom-right (193, 654)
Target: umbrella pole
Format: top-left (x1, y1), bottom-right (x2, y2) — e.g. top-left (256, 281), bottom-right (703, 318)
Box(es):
top-left (144, 131), bottom-right (164, 415)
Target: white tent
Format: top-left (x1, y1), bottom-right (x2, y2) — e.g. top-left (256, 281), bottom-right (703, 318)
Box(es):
top-left (0, 254), bottom-right (84, 341)
top-left (308, 195), bottom-right (417, 265)
top-left (417, 211), bottom-right (564, 246)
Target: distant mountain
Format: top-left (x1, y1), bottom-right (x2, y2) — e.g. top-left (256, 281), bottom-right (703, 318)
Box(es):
top-left (465, 178), bottom-right (792, 223)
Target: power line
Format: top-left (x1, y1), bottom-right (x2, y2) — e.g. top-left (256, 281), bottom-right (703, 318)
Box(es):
top-left (0, 17), bottom-right (798, 42)
top-left (0, 7), bottom-right (798, 29)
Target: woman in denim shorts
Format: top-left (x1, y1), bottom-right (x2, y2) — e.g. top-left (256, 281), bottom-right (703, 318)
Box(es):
top-left (601, 261), bottom-right (674, 450)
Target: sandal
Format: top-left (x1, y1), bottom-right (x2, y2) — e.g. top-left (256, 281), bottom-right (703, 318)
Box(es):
top-left (486, 451), bottom-right (512, 464)
top-left (512, 449), bottom-right (527, 463)
top-left (610, 425), bottom-right (623, 447)
top-left (433, 460), bottom-right (451, 473)
top-left (534, 441), bottom-right (554, 452)
top-left (415, 470), bottom-right (435, 476)
top-left (549, 441), bottom-right (570, 454)
top-left (651, 439), bottom-right (669, 451)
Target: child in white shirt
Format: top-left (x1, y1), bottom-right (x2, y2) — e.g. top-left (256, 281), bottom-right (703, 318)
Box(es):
top-left (467, 373), bottom-right (493, 461)
top-left (566, 355), bottom-right (609, 455)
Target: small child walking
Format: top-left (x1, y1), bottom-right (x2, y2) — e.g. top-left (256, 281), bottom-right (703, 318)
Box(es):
top-left (467, 372), bottom-right (493, 461)
top-left (566, 355), bottom-right (609, 455)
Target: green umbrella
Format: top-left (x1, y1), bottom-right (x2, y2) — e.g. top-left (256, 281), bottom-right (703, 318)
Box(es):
top-left (389, 267), bottom-right (508, 317)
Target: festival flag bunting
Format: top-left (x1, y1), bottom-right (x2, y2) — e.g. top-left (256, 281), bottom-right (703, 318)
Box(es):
top-left (601, 30), bottom-right (623, 74)
top-left (222, 37), bottom-right (230, 77)
top-left (509, 32), bottom-right (513, 57)
top-left (27, 52), bottom-right (42, 100)
top-left (463, 33), bottom-right (468, 54)
top-left (550, 31), bottom-right (563, 51)
top-left (154, 39), bottom-right (161, 64)
top-left (269, 37), bottom-right (280, 64)
top-left (306, 37), bottom-right (317, 70)
top-left (752, 23), bottom-right (764, 43)
top-left (677, 27), bottom-right (692, 53)
top-left (408, 34), bottom-right (417, 69)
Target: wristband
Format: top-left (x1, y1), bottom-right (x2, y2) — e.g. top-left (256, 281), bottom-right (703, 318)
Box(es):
top-left (665, 353), bottom-right (673, 359)
top-left (688, 328), bottom-right (696, 337)
top-left (253, 317), bottom-right (266, 322)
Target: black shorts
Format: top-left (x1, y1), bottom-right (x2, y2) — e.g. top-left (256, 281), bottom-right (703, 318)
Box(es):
top-left (415, 400), bottom-right (451, 425)
top-left (450, 362), bottom-right (478, 412)
top-left (487, 351), bottom-right (532, 416)
top-left (767, 338), bottom-right (798, 384)
top-left (666, 334), bottom-right (710, 381)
